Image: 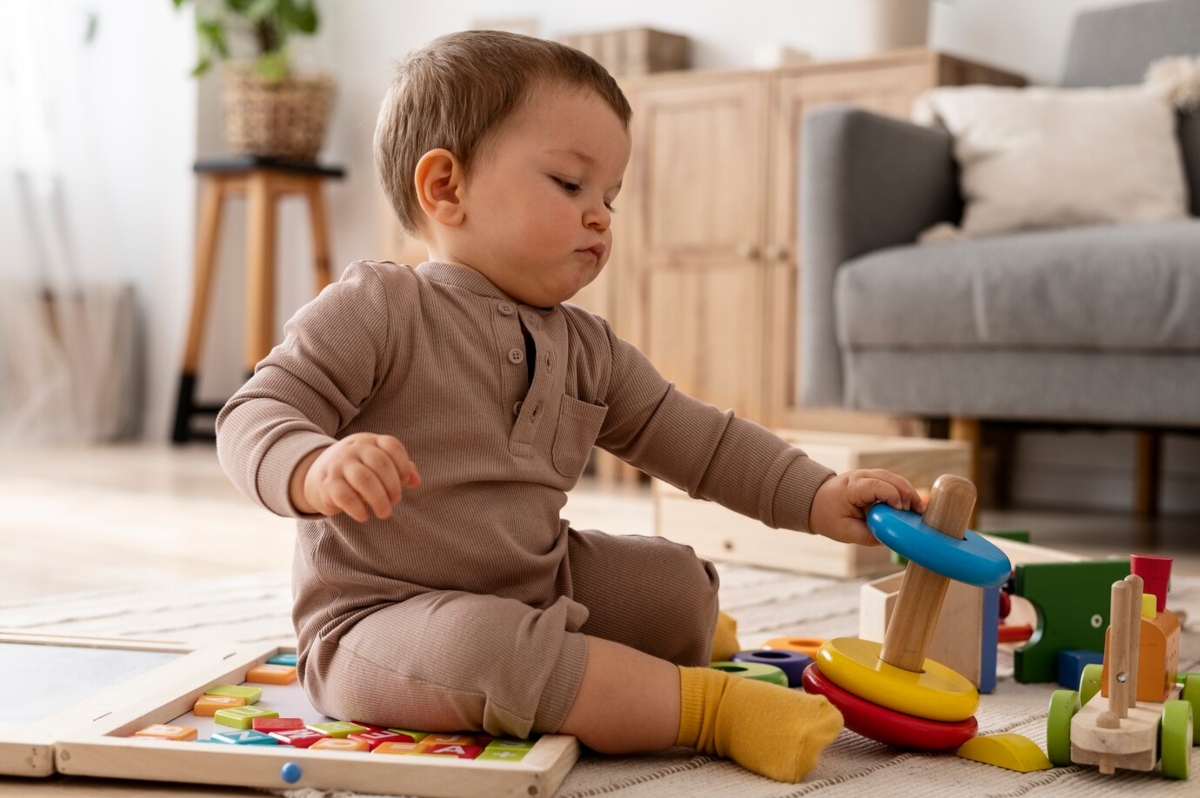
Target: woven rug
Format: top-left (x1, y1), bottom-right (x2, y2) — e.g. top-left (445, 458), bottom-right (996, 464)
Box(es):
top-left (1, 562), bottom-right (1197, 797)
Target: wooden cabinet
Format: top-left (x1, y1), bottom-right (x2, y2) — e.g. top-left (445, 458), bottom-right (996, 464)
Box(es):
top-left (604, 50), bottom-right (1022, 445)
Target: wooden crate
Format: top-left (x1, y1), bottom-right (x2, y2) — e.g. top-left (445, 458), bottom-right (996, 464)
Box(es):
top-left (654, 430), bottom-right (971, 578)
top-left (558, 28), bottom-right (690, 77)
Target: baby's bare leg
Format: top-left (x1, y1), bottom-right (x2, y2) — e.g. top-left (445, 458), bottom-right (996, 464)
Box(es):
top-left (557, 635), bottom-right (679, 754)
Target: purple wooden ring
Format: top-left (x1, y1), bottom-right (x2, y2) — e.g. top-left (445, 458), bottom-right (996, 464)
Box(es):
top-left (731, 649), bottom-right (813, 687)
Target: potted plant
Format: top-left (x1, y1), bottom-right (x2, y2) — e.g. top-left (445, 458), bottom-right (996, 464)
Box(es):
top-left (173, 0), bottom-right (335, 162)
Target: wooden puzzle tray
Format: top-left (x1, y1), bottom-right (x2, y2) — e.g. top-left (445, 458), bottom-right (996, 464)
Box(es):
top-left (0, 632), bottom-right (579, 797)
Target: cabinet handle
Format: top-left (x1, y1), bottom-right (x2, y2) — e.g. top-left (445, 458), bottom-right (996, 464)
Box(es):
top-left (766, 244), bottom-right (788, 261)
top-left (736, 242), bottom-right (758, 259)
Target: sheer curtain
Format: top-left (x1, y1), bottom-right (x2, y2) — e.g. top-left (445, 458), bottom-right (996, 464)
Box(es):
top-left (0, 2), bottom-right (140, 444)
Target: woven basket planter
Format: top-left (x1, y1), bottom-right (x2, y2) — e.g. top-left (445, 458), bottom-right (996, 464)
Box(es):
top-left (220, 65), bottom-right (336, 162)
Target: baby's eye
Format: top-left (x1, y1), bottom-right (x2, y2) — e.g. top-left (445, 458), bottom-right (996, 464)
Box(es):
top-left (604, 201), bottom-right (617, 214)
top-left (552, 177), bottom-right (581, 194)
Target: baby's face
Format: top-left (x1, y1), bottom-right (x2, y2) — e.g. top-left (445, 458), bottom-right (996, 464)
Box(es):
top-left (459, 83), bottom-right (631, 307)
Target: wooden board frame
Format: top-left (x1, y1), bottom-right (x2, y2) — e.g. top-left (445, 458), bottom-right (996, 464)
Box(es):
top-left (2, 633), bottom-right (579, 797)
top-left (0, 631), bottom-right (194, 777)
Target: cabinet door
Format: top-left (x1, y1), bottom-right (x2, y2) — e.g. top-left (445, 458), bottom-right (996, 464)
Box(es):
top-left (626, 75), bottom-right (769, 421)
top-left (764, 60), bottom-right (935, 433)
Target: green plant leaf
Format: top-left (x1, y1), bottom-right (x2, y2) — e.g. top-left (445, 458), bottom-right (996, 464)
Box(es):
top-left (196, 18), bottom-right (230, 58)
top-left (256, 50), bottom-right (289, 81)
top-left (293, 1), bottom-right (318, 33)
top-left (191, 57), bottom-right (212, 77)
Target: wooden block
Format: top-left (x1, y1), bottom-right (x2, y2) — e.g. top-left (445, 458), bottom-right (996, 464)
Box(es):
top-left (386, 728), bottom-right (429, 742)
top-left (420, 733), bottom-right (481, 747)
top-left (478, 748), bottom-right (530, 762)
top-left (266, 653), bottom-right (298, 666)
top-left (372, 741), bottom-right (425, 755)
top-left (251, 717), bottom-right (303, 733)
top-left (349, 729), bottom-right (411, 750)
top-left (268, 727), bottom-right (328, 748)
top-left (245, 664), bottom-right (297, 684)
top-left (307, 720), bottom-right (367, 738)
top-left (311, 737), bottom-right (370, 752)
top-left (654, 430), bottom-right (970, 578)
top-left (486, 739), bottom-right (535, 751)
top-left (211, 729), bottom-right (277, 745)
top-left (860, 574), bottom-right (996, 691)
top-left (192, 695), bottom-right (245, 716)
top-left (422, 743), bottom-right (484, 759)
top-left (214, 705), bottom-right (279, 730)
top-left (204, 684), bottom-right (261, 704)
top-left (1012, 559), bottom-right (1131, 683)
top-left (133, 724), bottom-right (197, 742)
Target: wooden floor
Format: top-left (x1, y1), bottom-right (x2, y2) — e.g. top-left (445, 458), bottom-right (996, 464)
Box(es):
top-left (0, 443), bottom-right (1197, 605)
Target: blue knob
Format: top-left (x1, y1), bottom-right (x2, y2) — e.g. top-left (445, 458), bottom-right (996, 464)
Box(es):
top-left (281, 762), bottom-right (302, 784)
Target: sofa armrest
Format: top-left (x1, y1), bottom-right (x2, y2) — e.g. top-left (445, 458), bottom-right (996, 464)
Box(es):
top-left (799, 106), bottom-right (961, 407)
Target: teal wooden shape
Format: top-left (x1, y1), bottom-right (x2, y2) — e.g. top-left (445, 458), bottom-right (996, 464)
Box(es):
top-left (266, 653), bottom-right (298, 667)
top-left (1011, 559), bottom-right (1130, 684)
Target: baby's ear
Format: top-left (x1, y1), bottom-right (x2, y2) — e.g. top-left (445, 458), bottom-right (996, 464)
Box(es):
top-left (414, 148), bottom-right (465, 227)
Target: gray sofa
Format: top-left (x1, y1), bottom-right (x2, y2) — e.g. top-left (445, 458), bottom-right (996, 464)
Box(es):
top-left (800, 0), bottom-right (1200, 436)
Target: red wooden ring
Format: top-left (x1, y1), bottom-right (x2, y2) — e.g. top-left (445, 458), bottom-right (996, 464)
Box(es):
top-left (802, 664), bottom-right (977, 751)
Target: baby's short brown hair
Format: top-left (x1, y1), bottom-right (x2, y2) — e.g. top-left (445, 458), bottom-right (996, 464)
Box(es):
top-left (375, 30), bottom-right (632, 235)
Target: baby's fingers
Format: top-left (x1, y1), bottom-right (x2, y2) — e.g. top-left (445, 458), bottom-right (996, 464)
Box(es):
top-left (856, 469), bottom-right (922, 511)
top-left (344, 462), bottom-right (394, 519)
top-left (327, 479), bottom-right (371, 523)
top-left (848, 476), bottom-right (904, 512)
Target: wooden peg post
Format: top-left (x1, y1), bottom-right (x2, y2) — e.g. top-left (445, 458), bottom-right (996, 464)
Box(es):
top-left (1124, 574), bottom-right (1143, 710)
top-left (1106, 580), bottom-right (1132, 722)
top-left (880, 475), bottom-right (977, 673)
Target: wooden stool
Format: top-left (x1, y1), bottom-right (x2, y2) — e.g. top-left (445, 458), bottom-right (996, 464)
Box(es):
top-left (172, 156), bottom-right (345, 443)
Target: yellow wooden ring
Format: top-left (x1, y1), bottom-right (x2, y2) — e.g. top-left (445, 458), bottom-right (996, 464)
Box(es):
top-left (762, 636), bottom-right (826, 658)
top-left (816, 638), bottom-right (978, 722)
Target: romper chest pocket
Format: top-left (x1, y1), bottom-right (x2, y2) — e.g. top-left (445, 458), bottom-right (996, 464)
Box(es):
top-left (551, 396), bottom-right (609, 479)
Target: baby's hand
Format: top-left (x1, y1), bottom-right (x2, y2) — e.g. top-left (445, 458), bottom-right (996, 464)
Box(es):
top-left (297, 433), bottom-right (421, 522)
top-left (808, 469), bottom-right (925, 547)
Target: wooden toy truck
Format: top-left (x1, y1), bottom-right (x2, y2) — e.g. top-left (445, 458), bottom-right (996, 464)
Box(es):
top-left (1047, 556), bottom-right (1198, 779)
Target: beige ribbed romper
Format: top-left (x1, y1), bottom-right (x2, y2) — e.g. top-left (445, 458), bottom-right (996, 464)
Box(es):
top-left (216, 260), bottom-right (834, 738)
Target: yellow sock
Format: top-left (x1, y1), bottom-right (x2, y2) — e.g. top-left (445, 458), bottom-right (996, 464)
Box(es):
top-left (675, 666), bottom-right (843, 783)
top-left (710, 610), bottom-right (741, 662)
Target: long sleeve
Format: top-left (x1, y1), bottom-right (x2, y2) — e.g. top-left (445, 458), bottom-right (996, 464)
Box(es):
top-left (216, 262), bottom-right (396, 518)
top-left (595, 323), bottom-right (834, 533)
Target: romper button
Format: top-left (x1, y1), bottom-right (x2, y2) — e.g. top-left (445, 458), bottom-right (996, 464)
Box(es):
top-left (531, 403), bottom-right (541, 421)
top-left (498, 302), bottom-right (514, 316)
top-left (508, 348), bottom-right (524, 364)
top-left (513, 401), bottom-right (523, 416)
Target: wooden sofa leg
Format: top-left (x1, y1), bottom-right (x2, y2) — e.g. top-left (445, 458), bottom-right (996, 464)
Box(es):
top-left (949, 417), bottom-right (981, 486)
top-left (1134, 431), bottom-right (1161, 549)
top-left (949, 417), bottom-right (981, 527)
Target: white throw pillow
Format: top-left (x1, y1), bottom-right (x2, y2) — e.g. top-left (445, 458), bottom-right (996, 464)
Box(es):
top-left (912, 85), bottom-right (1189, 238)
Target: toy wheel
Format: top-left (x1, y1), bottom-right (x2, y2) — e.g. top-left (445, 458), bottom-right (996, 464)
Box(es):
top-left (1182, 673), bottom-right (1200, 742)
top-left (1046, 690), bottom-right (1079, 767)
top-left (1078, 663), bottom-right (1103, 707)
top-left (1160, 700), bottom-right (1192, 779)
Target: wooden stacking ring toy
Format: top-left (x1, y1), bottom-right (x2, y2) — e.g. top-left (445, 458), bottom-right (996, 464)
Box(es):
top-left (802, 475), bottom-right (1011, 749)
top-left (801, 661), bottom-right (978, 750)
top-left (731, 649), bottom-right (812, 687)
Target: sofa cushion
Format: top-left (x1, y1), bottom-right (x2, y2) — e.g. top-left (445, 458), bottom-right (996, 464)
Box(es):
top-left (836, 220), bottom-right (1200, 352)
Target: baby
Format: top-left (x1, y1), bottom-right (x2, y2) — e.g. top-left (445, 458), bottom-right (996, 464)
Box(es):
top-left (216, 30), bottom-right (924, 783)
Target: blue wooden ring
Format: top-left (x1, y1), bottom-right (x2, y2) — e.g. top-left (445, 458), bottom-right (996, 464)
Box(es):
top-left (731, 649), bottom-right (812, 687)
top-left (867, 505), bottom-right (1010, 588)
